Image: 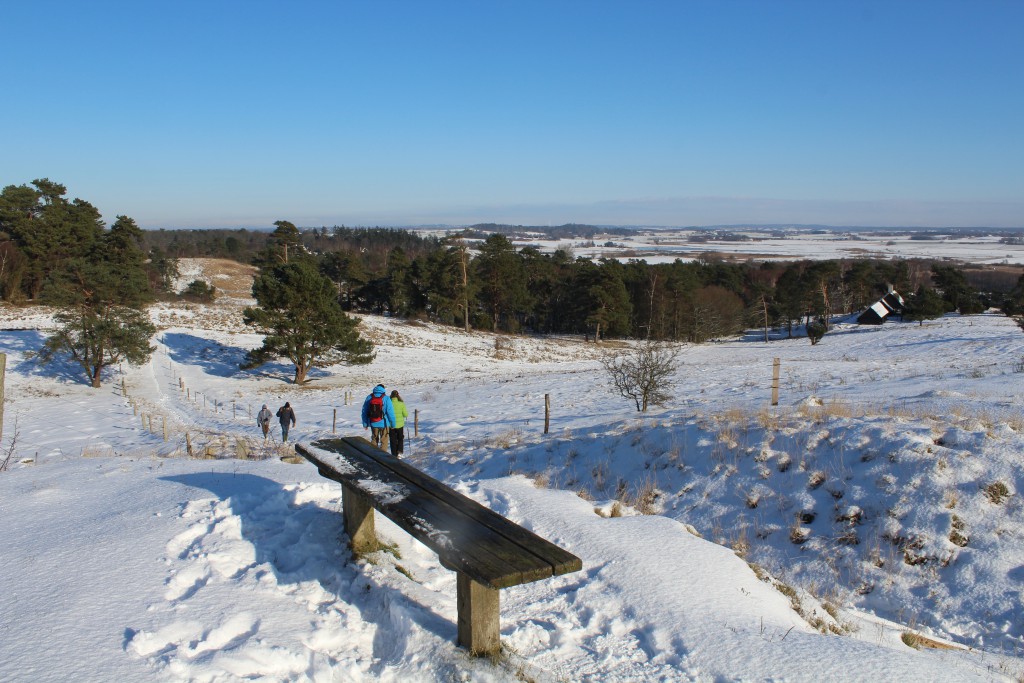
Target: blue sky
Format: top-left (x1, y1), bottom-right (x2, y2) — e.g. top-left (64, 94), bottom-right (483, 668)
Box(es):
top-left (3, 1), bottom-right (1022, 229)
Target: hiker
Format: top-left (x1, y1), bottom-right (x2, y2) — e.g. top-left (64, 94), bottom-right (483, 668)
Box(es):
top-left (277, 401), bottom-right (296, 442)
top-left (257, 404), bottom-right (273, 439)
top-left (389, 389), bottom-right (409, 458)
top-left (361, 384), bottom-right (395, 450)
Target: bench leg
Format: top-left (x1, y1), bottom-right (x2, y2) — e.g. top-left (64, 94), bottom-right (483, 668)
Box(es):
top-left (341, 483), bottom-right (377, 554)
top-left (456, 573), bottom-right (500, 656)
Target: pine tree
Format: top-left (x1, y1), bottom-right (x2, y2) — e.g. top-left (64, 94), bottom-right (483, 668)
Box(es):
top-left (242, 260), bottom-right (374, 384)
top-left (37, 209), bottom-right (155, 387)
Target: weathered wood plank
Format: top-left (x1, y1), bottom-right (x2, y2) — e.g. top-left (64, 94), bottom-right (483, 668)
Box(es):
top-left (297, 441), bottom-right (556, 588)
top-left (341, 483), bottom-right (376, 554)
top-left (332, 437), bottom-right (582, 576)
top-left (457, 572), bottom-right (500, 655)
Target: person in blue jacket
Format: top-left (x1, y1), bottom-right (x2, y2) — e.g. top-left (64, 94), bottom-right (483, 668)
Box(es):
top-left (361, 383), bottom-right (395, 450)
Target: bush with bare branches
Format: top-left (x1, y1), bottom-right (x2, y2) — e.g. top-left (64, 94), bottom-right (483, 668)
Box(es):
top-left (599, 341), bottom-right (680, 412)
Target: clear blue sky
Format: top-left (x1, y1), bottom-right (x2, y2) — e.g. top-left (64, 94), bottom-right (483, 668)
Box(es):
top-left (3, 0), bottom-right (1022, 228)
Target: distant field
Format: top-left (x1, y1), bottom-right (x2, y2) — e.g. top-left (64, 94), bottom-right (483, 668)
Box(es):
top-left (506, 228), bottom-right (1024, 266)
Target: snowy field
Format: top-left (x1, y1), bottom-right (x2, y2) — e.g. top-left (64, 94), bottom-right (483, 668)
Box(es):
top-left (2, 260), bottom-right (1024, 681)
top-left (511, 229), bottom-right (1024, 266)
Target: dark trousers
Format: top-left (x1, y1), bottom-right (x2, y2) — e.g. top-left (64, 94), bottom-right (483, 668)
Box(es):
top-left (389, 427), bottom-right (405, 457)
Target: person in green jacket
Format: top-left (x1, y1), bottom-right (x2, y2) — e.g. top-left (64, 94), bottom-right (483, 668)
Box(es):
top-left (388, 389), bottom-right (409, 458)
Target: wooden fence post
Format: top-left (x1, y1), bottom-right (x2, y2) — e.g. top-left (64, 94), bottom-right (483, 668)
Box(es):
top-left (772, 357), bottom-right (781, 406)
top-left (185, 432), bottom-right (193, 457)
top-left (544, 394), bottom-right (550, 434)
top-left (414, 409), bottom-right (419, 437)
top-left (333, 408), bottom-right (337, 433)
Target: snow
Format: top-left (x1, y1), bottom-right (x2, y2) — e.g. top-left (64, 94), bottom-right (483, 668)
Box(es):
top-left (519, 230), bottom-right (1024, 266)
top-left (2, 277), bottom-right (1024, 681)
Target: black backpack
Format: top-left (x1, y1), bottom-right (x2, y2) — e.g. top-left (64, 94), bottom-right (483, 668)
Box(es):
top-left (368, 394), bottom-right (384, 422)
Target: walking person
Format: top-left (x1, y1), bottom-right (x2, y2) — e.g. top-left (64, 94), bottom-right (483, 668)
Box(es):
top-left (277, 401), bottom-right (296, 442)
top-left (361, 384), bottom-right (395, 450)
top-left (257, 404), bottom-right (273, 440)
top-left (388, 390), bottom-right (408, 458)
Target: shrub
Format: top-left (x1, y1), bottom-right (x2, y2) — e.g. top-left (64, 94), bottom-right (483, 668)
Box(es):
top-left (181, 279), bottom-right (216, 302)
top-left (807, 319), bottom-right (826, 345)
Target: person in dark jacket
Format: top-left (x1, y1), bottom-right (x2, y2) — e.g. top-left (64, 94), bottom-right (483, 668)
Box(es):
top-left (361, 384), bottom-right (395, 449)
top-left (277, 402), bottom-right (296, 441)
top-left (388, 389), bottom-right (409, 457)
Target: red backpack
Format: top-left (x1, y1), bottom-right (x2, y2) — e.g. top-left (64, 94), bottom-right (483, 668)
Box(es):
top-left (368, 394), bottom-right (384, 422)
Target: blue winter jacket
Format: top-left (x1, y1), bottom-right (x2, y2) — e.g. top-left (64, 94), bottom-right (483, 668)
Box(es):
top-left (361, 384), bottom-right (396, 428)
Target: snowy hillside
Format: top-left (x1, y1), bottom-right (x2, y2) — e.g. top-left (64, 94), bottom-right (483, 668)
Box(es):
top-left (1, 260), bottom-right (1022, 682)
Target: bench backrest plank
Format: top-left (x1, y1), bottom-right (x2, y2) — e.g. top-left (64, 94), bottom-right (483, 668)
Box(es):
top-left (298, 438), bottom-right (582, 589)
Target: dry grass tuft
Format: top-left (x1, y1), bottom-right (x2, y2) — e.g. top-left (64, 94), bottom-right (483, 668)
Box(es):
top-left (984, 481), bottom-right (1011, 505)
top-left (901, 631), bottom-right (963, 651)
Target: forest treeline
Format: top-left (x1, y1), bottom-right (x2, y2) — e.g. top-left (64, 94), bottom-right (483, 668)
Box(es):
top-left (4, 178), bottom-right (1024, 346)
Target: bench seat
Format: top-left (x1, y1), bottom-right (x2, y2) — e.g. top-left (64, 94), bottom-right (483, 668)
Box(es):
top-left (296, 436), bottom-right (582, 655)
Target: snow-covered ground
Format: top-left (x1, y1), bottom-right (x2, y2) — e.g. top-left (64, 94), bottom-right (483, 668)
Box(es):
top-left (2, 261), bottom-right (1023, 681)
top-left (514, 230), bottom-right (1024, 265)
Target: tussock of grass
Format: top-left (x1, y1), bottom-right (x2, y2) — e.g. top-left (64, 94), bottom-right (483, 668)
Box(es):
top-left (984, 481), bottom-right (1011, 505)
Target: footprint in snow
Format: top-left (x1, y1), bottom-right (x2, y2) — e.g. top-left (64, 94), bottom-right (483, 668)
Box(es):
top-left (164, 564), bottom-right (211, 602)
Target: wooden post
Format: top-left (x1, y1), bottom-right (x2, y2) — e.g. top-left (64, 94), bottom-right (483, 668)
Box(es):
top-left (333, 408), bottom-right (337, 434)
top-left (185, 432), bottom-right (193, 457)
top-left (414, 409), bottom-right (419, 437)
top-left (341, 483), bottom-right (377, 554)
top-left (187, 388), bottom-right (190, 401)
top-left (544, 394), bottom-right (550, 434)
top-left (0, 353), bottom-right (6, 445)
top-left (457, 573), bottom-right (501, 656)
top-left (772, 357), bottom-right (781, 406)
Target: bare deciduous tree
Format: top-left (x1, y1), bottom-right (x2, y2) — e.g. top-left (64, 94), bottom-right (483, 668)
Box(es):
top-left (600, 341), bottom-right (681, 412)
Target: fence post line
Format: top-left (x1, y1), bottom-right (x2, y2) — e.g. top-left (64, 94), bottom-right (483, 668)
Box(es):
top-left (772, 357), bottom-right (781, 407)
top-left (544, 394), bottom-right (550, 434)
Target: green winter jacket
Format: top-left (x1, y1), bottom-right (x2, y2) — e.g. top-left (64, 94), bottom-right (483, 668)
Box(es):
top-left (392, 399), bottom-right (408, 428)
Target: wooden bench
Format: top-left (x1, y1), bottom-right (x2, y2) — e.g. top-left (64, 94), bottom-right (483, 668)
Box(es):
top-left (295, 436), bottom-right (583, 656)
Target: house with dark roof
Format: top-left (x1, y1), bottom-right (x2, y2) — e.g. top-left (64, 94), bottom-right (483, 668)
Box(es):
top-left (857, 289), bottom-right (905, 325)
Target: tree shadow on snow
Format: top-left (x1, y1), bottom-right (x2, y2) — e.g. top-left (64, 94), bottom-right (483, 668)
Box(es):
top-left (161, 332), bottom-right (331, 384)
top-left (162, 332), bottom-right (254, 378)
top-left (0, 330), bottom-right (100, 385)
top-left (160, 472), bottom-right (456, 665)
